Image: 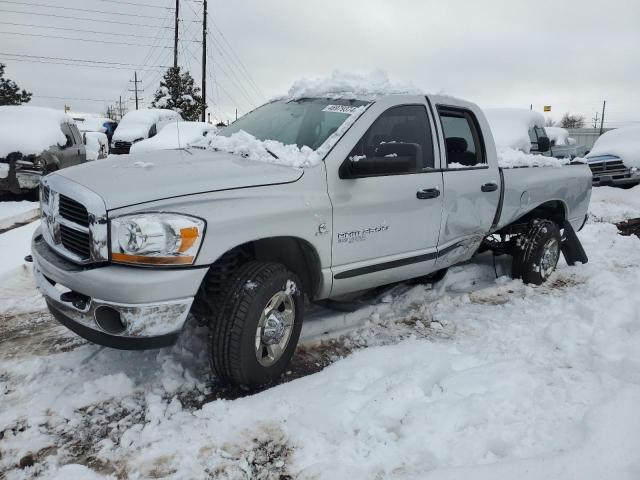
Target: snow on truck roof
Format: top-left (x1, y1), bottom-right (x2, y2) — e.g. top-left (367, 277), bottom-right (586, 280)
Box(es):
top-left (0, 106), bottom-right (71, 158)
top-left (587, 125), bottom-right (640, 168)
top-left (280, 70), bottom-right (423, 101)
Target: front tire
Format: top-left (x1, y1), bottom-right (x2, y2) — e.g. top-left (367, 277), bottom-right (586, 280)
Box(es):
top-left (512, 219), bottom-right (561, 285)
top-left (208, 261), bottom-right (304, 388)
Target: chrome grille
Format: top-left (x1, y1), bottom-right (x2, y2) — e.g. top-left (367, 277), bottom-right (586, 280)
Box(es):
top-left (60, 224), bottom-right (90, 259)
top-left (588, 159), bottom-right (630, 180)
top-left (113, 141), bottom-right (132, 152)
top-left (59, 194), bottom-right (89, 227)
top-left (39, 176), bottom-right (108, 265)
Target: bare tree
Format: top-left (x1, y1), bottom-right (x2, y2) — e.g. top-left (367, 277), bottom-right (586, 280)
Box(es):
top-left (559, 112), bottom-right (585, 129)
top-left (545, 117), bottom-right (555, 127)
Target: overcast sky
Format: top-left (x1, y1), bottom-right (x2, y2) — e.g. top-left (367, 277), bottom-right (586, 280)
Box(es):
top-left (2, 0), bottom-right (639, 126)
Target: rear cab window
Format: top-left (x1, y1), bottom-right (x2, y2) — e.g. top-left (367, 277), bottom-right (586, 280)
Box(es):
top-left (437, 107), bottom-right (487, 169)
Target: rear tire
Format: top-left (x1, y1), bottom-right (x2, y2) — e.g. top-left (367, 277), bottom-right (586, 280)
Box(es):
top-left (512, 219), bottom-right (561, 285)
top-left (208, 261), bottom-right (304, 388)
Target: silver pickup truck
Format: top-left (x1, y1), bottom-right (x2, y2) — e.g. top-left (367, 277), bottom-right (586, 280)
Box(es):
top-left (31, 93), bottom-right (592, 387)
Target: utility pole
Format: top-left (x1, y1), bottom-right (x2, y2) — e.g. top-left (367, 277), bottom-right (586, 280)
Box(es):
top-left (173, 0), bottom-right (179, 69)
top-left (129, 71), bottom-right (143, 110)
top-left (599, 100), bottom-right (606, 135)
top-left (201, 0), bottom-right (207, 122)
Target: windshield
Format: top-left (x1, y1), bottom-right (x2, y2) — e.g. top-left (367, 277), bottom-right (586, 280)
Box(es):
top-left (218, 98), bottom-right (369, 150)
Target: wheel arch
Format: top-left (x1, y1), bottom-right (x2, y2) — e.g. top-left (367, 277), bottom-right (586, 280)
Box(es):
top-left (512, 199), bottom-right (568, 227)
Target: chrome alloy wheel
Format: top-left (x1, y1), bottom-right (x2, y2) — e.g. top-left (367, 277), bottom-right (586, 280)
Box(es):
top-left (255, 290), bottom-right (295, 367)
top-left (540, 238), bottom-right (560, 279)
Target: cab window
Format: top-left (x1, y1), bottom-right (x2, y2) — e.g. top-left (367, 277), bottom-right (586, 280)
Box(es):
top-left (345, 105), bottom-right (435, 177)
top-left (437, 107), bottom-right (485, 168)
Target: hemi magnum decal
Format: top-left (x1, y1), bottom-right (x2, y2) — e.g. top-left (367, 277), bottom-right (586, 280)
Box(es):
top-left (337, 224), bottom-right (389, 244)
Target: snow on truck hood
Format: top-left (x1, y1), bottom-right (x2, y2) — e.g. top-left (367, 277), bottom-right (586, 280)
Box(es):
top-left (51, 148), bottom-right (303, 209)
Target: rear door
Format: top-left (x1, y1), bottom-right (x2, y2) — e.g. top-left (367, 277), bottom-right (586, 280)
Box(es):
top-left (327, 98), bottom-right (444, 296)
top-left (435, 105), bottom-right (501, 267)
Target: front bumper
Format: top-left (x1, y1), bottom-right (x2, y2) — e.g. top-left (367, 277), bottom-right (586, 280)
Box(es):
top-left (32, 228), bottom-right (208, 350)
top-left (593, 176), bottom-right (640, 187)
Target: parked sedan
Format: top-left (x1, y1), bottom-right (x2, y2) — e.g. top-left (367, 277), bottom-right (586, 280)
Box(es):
top-left (0, 106), bottom-right (87, 195)
top-left (585, 126), bottom-right (640, 187)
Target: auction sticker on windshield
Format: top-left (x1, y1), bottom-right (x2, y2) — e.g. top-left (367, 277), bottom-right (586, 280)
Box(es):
top-left (322, 105), bottom-right (360, 114)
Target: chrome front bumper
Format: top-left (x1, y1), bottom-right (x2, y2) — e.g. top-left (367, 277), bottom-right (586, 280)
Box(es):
top-left (31, 228), bottom-right (207, 350)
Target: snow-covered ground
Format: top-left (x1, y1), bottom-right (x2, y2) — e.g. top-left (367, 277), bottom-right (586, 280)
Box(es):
top-left (0, 201), bottom-right (39, 230)
top-left (1, 192), bottom-right (640, 479)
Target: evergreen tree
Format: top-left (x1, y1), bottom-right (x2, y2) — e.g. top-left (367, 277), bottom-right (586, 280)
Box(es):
top-left (0, 63), bottom-right (32, 106)
top-left (151, 66), bottom-right (203, 121)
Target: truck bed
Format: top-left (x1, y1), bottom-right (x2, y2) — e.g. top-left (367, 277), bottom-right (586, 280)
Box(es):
top-left (497, 163), bottom-right (592, 232)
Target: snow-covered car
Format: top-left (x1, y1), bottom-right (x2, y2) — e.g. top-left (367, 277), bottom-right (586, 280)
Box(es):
top-left (31, 82), bottom-right (592, 388)
top-left (110, 109), bottom-right (182, 155)
top-left (585, 125), bottom-right (640, 187)
top-left (0, 106), bottom-right (87, 195)
top-left (129, 121), bottom-right (216, 155)
top-left (484, 108), bottom-right (580, 159)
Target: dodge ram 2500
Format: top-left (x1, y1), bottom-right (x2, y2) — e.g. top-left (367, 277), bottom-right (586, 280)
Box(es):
top-left (31, 92), bottom-right (592, 388)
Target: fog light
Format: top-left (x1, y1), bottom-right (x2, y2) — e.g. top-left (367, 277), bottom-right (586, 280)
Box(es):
top-left (94, 306), bottom-right (126, 334)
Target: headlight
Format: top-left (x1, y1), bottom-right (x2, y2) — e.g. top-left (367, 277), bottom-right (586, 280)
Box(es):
top-left (110, 213), bottom-right (205, 266)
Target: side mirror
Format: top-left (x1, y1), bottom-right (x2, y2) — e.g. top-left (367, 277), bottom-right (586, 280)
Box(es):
top-left (536, 136), bottom-right (551, 153)
top-left (340, 142), bottom-right (417, 178)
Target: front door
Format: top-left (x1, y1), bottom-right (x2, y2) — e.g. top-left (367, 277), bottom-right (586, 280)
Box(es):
top-left (327, 101), bottom-right (444, 296)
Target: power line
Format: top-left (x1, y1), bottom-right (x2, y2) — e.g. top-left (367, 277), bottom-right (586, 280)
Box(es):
top-left (95, 0), bottom-right (173, 9)
top-left (0, 20), bottom-right (201, 41)
top-left (33, 94), bottom-right (110, 102)
top-left (0, 0), bottom-right (168, 20)
top-left (0, 30), bottom-right (173, 48)
top-left (0, 8), bottom-right (173, 28)
top-left (0, 55), bottom-right (164, 71)
top-left (0, 52), bottom-right (170, 68)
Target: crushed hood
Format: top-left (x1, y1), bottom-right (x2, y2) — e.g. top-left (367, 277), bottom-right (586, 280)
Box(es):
top-left (52, 149), bottom-right (303, 209)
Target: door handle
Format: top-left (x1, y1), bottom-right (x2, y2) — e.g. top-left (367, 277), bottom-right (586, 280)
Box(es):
top-left (416, 188), bottom-right (440, 199)
top-left (481, 182), bottom-right (498, 192)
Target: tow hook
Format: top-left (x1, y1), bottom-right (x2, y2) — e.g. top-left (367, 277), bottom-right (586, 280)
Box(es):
top-left (60, 291), bottom-right (90, 310)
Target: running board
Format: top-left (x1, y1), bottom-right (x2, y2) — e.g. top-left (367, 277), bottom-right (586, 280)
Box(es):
top-left (561, 220), bottom-right (588, 265)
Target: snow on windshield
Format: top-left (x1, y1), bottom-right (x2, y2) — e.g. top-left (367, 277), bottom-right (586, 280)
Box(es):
top-left (587, 125), bottom-right (640, 167)
top-left (484, 108), bottom-right (545, 152)
top-left (131, 122), bottom-right (217, 154)
top-left (282, 70), bottom-right (422, 101)
top-left (0, 106), bottom-right (69, 158)
top-left (196, 104), bottom-right (367, 168)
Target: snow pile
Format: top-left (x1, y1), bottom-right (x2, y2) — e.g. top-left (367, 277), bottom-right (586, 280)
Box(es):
top-left (497, 147), bottom-right (569, 168)
top-left (589, 184), bottom-right (640, 223)
top-left (283, 70), bottom-right (421, 101)
top-left (484, 108), bottom-right (545, 153)
top-left (0, 106), bottom-right (69, 158)
top-left (587, 125), bottom-right (640, 167)
top-left (545, 126), bottom-right (575, 146)
top-left (198, 130), bottom-right (320, 168)
top-left (130, 121), bottom-right (216, 154)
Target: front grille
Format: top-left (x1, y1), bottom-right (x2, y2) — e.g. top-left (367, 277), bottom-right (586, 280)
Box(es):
top-left (588, 160), bottom-right (630, 180)
top-left (113, 141), bottom-right (132, 153)
top-left (60, 224), bottom-right (91, 259)
top-left (59, 194), bottom-right (89, 227)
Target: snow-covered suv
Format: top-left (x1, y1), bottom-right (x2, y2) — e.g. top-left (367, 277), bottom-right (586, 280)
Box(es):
top-left (30, 85), bottom-right (592, 388)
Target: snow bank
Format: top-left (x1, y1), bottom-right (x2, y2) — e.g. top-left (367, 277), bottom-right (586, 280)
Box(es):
top-left (484, 108), bottom-right (545, 153)
top-left (130, 121), bottom-right (216, 154)
top-left (545, 126), bottom-right (575, 146)
top-left (282, 70), bottom-right (421, 101)
top-left (498, 147), bottom-right (569, 168)
top-left (587, 125), bottom-right (640, 168)
top-left (0, 221), bottom-right (38, 282)
top-left (589, 184), bottom-right (640, 223)
top-left (0, 106), bottom-right (70, 158)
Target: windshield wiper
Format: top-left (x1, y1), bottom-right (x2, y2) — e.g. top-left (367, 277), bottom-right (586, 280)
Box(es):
top-left (266, 149), bottom-right (279, 159)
